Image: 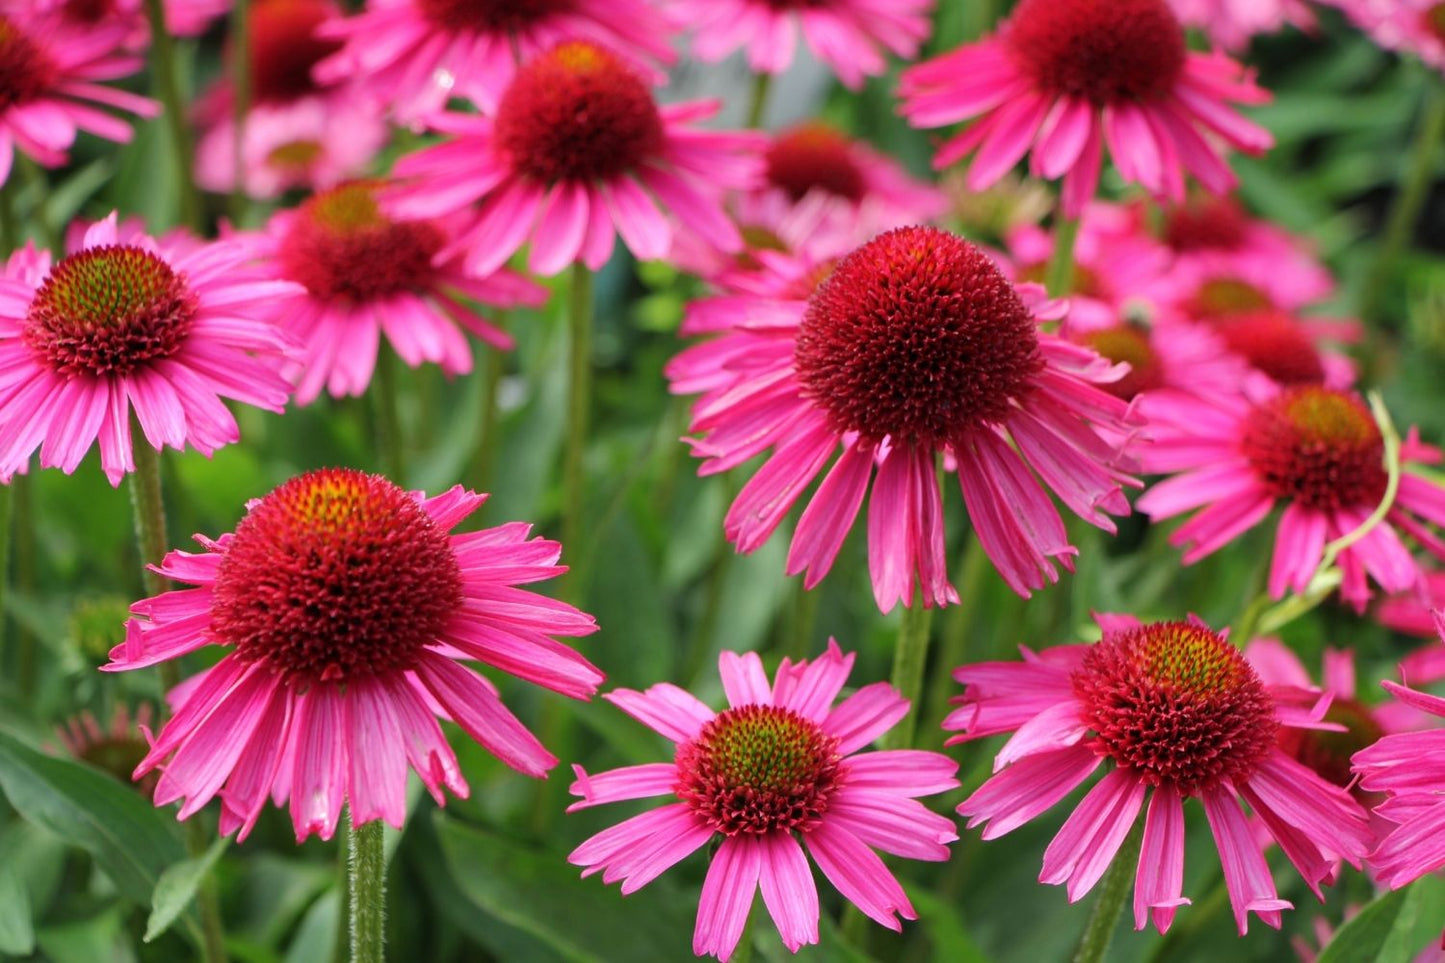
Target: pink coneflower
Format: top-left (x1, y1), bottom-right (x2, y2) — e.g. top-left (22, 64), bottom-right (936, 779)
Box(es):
top-left (54, 702), bottom-right (159, 796)
top-left (666, 225), bottom-right (1139, 611)
top-left (388, 41), bottom-right (763, 277)
top-left (1137, 385), bottom-right (1445, 611)
top-left (194, 0), bottom-right (386, 199)
top-left (1166, 0), bottom-right (1314, 51)
top-left (1245, 639), bottom-right (1433, 790)
top-left (898, 0), bottom-right (1272, 216)
top-left (0, 6), bottom-right (157, 184)
top-left (195, 96), bottom-right (387, 200)
top-left (949, 615), bottom-right (1373, 934)
top-left (0, 214), bottom-right (301, 485)
top-left (665, 0), bottom-right (932, 91)
top-left (315, 0), bottom-right (675, 121)
top-left (1319, 0), bottom-right (1445, 73)
top-left (569, 641), bottom-right (958, 960)
top-left (40, 0), bottom-right (230, 40)
top-left (249, 182), bottom-right (545, 404)
top-left (104, 468), bottom-right (603, 841)
top-left (1353, 678), bottom-right (1445, 887)
top-left (1206, 309), bottom-right (1356, 390)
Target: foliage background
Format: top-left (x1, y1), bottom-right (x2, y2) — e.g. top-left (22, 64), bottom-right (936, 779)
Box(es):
top-left (0, 1), bottom-right (1442, 961)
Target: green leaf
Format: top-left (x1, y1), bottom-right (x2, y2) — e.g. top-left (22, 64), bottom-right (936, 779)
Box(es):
top-left (283, 890), bottom-right (340, 963)
top-left (907, 887), bottom-right (992, 963)
top-left (0, 730), bottom-right (185, 909)
top-left (145, 834), bottom-right (230, 942)
top-left (1318, 880), bottom-right (1428, 963)
top-left (434, 813), bottom-right (696, 963)
top-left (0, 851), bottom-right (35, 955)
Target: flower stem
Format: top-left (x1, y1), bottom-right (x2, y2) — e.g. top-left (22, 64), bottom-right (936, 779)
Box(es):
top-left (883, 598), bottom-right (935, 750)
top-left (746, 72), bottom-right (773, 129)
top-left (1360, 80), bottom-right (1445, 327)
top-left (229, 0), bottom-right (252, 224)
top-left (1071, 821), bottom-right (1143, 963)
top-left (923, 539), bottom-right (989, 730)
top-left (562, 262), bottom-right (593, 600)
top-left (141, 0), bottom-right (204, 232)
top-left (1046, 213), bottom-right (1082, 298)
top-left (348, 816), bottom-right (386, 963)
top-left (465, 318), bottom-right (508, 494)
top-left (129, 437), bottom-right (230, 963)
top-left (372, 347), bottom-right (405, 483)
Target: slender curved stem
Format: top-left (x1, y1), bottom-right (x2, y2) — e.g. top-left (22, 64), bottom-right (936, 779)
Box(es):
top-left (129, 438), bottom-right (229, 963)
top-left (562, 263), bottom-right (593, 598)
top-left (229, 0), bottom-right (252, 224)
top-left (1071, 822), bottom-right (1144, 963)
top-left (466, 318), bottom-right (508, 495)
top-left (1359, 81), bottom-right (1445, 327)
top-left (1046, 214), bottom-right (1082, 298)
top-left (348, 817), bottom-right (386, 963)
top-left (141, 0), bottom-right (204, 231)
top-left (746, 72), bottom-right (773, 130)
top-left (373, 347), bottom-right (405, 483)
top-left (884, 599), bottom-right (935, 750)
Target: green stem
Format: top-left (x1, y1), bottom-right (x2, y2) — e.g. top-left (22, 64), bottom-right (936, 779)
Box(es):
top-left (11, 475), bottom-right (32, 695)
top-left (1046, 213), bottom-right (1082, 298)
top-left (883, 599), bottom-right (935, 750)
top-left (129, 438), bottom-right (229, 963)
top-left (142, 0), bottom-right (204, 231)
top-left (1360, 82), bottom-right (1445, 327)
top-left (229, 0), bottom-right (252, 224)
top-left (331, 824), bottom-right (351, 963)
top-left (1071, 822), bottom-right (1144, 963)
top-left (465, 320), bottom-right (508, 495)
top-left (745, 72), bottom-right (773, 129)
top-left (17, 158), bottom-right (56, 252)
top-left (348, 817), bottom-right (386, 963)
top-left (923, 540), bottom-right (989, 731)
top-left (684, 522), bottom-right (732, 685)
top-left (372, 347), bottom-right (405, 482)
top-left (0, 175), bottom-right (17, 252)
top-left (784, 580), bottom-right (820, 662)
top-left (0, 483), bottom-right (10, 675)
top-left (562, 263), bottom-right (593, 599)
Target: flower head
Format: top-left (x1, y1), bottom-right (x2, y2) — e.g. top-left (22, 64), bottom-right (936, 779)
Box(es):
top-left (949, 615), bottom-right (1373, 934)
top-left (388, 41), bottom-right (763, 276)
top-left (1165, 0), bottom-right (1314, 51)
top-left (569, 641), bottom-right (958, 960)
top-left (1353, 676), bottom-right (1445, 887)
top-left (105, 468), bottom-right (602, 841)
top-left (1137, 385), bottom-right (1445, 610)
top-left (667, 225), bottom-right (1138, 611)
top-left (315, 0), bottom-right (676, 120)
top-left (250, 181), bottom-right (545, 403)
top-left (0, 7), bottom-right (157, 183)
top-left (899, 0), bottom-right (1272, 216)
top-left (0, 215), bottom-right (301, 485)
top-left (664, 0), bottom-right (933, 90)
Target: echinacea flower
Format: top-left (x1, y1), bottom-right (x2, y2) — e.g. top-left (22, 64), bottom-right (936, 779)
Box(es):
top-left (387, 41), bottom-right (764, 277)
top-left (315, 0), bottom-right (676, 120)
top-left (1155, 195), bottom-right (1335, 301)
top-left (949, 615), bottom-right (1373, 934)
top-left (1166, 0), bottom-right (1314, 51)
top-left (193, 0), bottom-right (387, 198)
top-left (1353, 678), bottom-right (1445, 887)
top-left (664, 0), bottom-right (932, 91)
top-left (40, 0), bottom-right (230, 41)
top-left (0, 214), bottom-right (301, 485)
top-left (1137, 385), bottom-right (1445, 610)
top-left (54, 702), bottom-right (159, 796)
top-left (0, 6), bottom-right (158, 183)
top-left (249, 181), bottom-right (546, 404)
top-left (898, 0), bottom-right (1272, 216)
top-left (104, 468), bottom-right (603, 841)
top-left (667, 225), bottom-right (1139, 612)
top-left (1319, 0), bottom-right (1445, 74)
top-left (568, 641), bottom-right (958, 960)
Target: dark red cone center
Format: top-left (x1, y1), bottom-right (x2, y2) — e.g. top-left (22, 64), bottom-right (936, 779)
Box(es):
top-left (1240, 388), bottom-right (1387, 511)
top-left (494, 42), bottom-right (664, 185)
top-left (1072, 621), bottom-right (1277, 794)
top-left (675, 704), bottom-right (842, 836)
top-left (1006, 0), bottom-right (1186, 105)
top-left (765, 124), bottom-right (868, 203)
top-left (0, 17), bottom-right (58, 112)
top-left (210, 469), bottom-right (464, 687)
top-left (794, 226), bottom-right (1042, 446)
top-left (22, 245), bottom-right (199, 377)
top-left (417, 0), bottom-right (573, 32)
